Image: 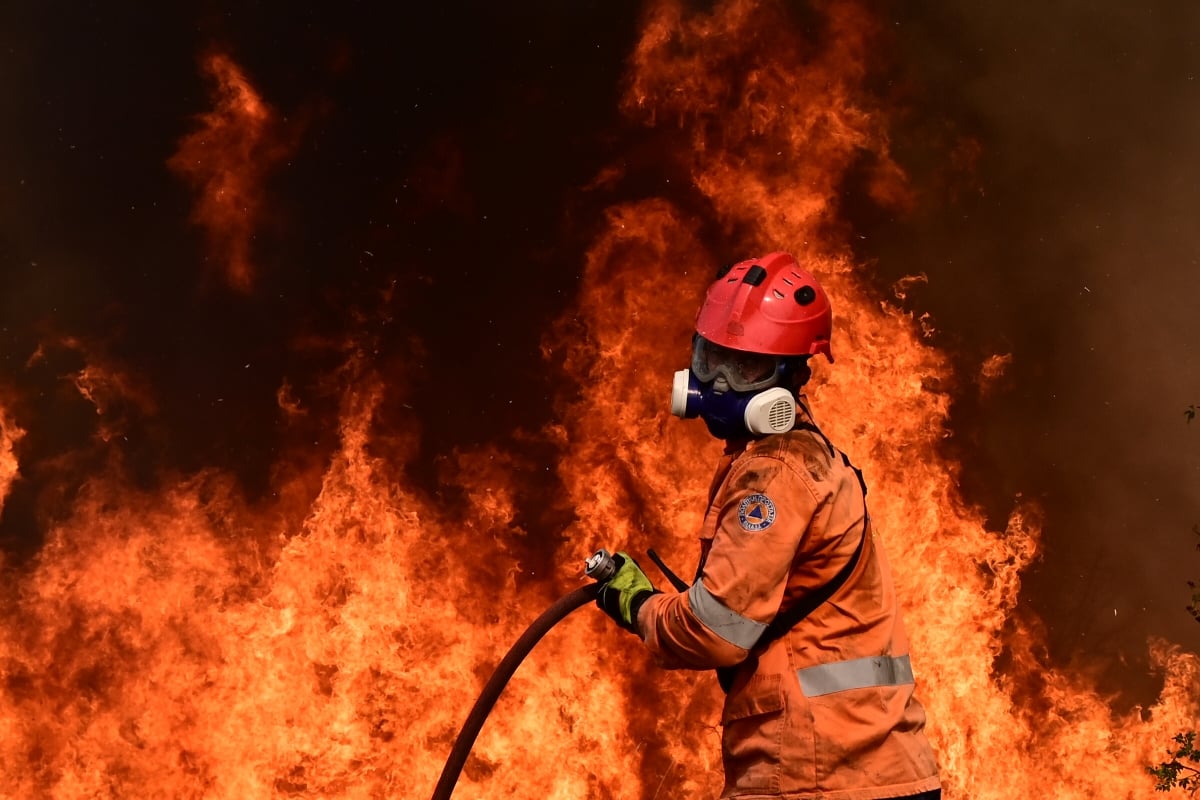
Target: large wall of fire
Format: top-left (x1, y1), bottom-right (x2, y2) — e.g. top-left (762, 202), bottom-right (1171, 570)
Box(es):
top-left (1, 1), bottom-right (1197, 798)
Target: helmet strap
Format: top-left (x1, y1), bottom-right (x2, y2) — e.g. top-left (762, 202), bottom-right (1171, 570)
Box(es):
top-left (779, 357), bottom-right (812, 392)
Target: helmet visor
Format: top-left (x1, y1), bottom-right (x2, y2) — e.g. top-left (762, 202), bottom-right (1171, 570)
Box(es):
top-left (691, 336), bottom-right (782, 392)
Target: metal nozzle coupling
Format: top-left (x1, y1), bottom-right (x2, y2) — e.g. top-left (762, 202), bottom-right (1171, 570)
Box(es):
top-left (585, 548), bottom-right (618, 582)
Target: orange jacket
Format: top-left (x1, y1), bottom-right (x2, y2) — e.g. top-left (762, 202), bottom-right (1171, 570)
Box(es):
top-left (638, 407), bottom-right (941, 799)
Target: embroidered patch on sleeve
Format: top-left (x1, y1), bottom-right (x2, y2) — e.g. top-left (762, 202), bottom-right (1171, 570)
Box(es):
top-left (737, 494), bottom-right (776, 532)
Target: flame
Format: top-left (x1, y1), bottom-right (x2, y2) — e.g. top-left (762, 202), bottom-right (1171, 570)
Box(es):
top-left (168, 52), bottom-right (294, 292)
top-left (0, 406), bottom-right (23, 522)
top-left (0, 342), bottom-right (639, 797)
top-left (979, 353), bottom-right (1013, 397)
top-left (0, 2), bottom-right (1197, 799)
top-left (551, 0), bottom-right (1200, 797)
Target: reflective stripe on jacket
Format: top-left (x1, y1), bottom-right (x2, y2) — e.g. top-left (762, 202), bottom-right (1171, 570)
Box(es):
top-left (638, 409), bottom-right (941, 799)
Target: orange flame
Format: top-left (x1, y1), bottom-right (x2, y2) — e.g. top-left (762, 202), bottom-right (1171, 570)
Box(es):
top-left (550, 1), bottom-right (1200, 797)
top-left (0, 407), bottom-right (23, 522)
top-left (978, 352), bottom-right (1013, 397)
top-left (168, 52), bottom-right (294, 293)
top-left (0, 2), bottom-right (1196, 799)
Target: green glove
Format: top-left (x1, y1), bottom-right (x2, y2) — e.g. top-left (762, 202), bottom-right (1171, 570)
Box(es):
top-left (596, 551), bottom-right (659, 634)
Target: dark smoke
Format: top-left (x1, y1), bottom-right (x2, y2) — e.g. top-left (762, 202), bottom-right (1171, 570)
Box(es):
top-left (1, 0), bottom-right (1197, 707)
top-left (0, 1), bottom-right (642, 558)
top-left (854, 1), bottom-right (1200, 703)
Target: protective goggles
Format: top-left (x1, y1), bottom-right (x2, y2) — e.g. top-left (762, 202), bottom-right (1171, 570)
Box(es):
top-left (690, 336), bottom-right (784, 392)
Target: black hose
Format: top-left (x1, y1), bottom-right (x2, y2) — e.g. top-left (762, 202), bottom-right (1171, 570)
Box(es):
top-left (647, 548), bottom-right (689, 592)
top-left (429, 583), bottom-right (601, 800)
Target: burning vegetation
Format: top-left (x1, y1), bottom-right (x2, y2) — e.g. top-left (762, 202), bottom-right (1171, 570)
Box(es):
top-left (0, 1), bottom-right (1196, 798)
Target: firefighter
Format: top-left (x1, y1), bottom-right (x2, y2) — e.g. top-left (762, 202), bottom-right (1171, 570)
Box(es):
top-left (596, 252), bottom-right (942, 799)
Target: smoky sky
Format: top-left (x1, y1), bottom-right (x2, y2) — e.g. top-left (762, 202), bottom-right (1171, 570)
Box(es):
top-left (1, 0), bottom-right (1198, 706)
top-left (0, 0), bottom-right (644, 540)
top-left (866, 2), bottom-right (1200, 700)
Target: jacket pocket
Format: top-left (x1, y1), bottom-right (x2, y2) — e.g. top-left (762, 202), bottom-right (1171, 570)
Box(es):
top-left (720, 673), bottom-right (784, 795)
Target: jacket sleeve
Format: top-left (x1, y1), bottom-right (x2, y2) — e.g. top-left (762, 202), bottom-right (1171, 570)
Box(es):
top-left (637, 453), bottom-right (822, 669)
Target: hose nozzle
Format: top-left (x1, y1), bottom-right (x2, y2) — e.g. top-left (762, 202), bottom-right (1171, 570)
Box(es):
top-left (584, 549), bottom-right (618, 582)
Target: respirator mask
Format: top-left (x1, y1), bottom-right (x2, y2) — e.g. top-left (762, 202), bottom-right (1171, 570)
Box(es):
top-left (670, 336), bottom-right (799, 440)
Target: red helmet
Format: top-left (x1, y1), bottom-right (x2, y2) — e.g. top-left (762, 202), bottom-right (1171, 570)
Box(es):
top-left (694, 252), bottom-right (834, 362)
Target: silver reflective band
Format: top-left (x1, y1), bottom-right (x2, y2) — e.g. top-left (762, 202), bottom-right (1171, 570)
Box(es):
top-left (688, 579), bottom-right (767, 650)
top-left (797, 654), bottom-right (914, 697)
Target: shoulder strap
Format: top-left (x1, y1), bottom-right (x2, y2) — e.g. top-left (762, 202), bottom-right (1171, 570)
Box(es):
top-left (715, 517), bottom-right (867, 694)
top-left (753, 417), bottom-right (868, 647)
top-left (760, 417), bottom-right (871, 647)
top-left (755, 515), bottom-right (867, 649)
top-left (715, 414), bottom-right (870, 692)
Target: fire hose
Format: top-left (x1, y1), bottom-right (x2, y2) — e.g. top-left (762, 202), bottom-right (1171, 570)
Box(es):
top-left (430, 548), bottom-right (687, 800)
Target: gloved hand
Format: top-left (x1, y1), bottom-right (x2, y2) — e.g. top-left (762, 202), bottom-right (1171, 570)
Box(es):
top-left (595, 551), bottom-right (659, 634)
